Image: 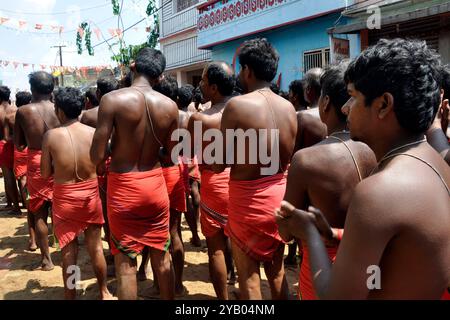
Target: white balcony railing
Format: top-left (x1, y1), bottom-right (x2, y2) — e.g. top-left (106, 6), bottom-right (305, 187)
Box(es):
top-left (163, 36), bottom-right (211, 69)
top-left (162, 5), bottom-right (199, 38)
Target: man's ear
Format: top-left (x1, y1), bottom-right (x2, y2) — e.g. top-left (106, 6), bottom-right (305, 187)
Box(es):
top-left (130, 61), bottom-right (136, 72)
top-left (375, 93), bottom-right (394, 119)
top-left (323, 95), bottom-right (331, 112)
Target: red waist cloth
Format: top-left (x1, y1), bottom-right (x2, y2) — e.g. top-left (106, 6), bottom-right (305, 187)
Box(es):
top-left (107, 168), bottom-right (170, 258)
top-left (299, 245), bottom-right (338, 300)
top-left (0, 140), bottom-right (14, 169)
top-left (97, 157), bottom-right (111, 192)
top-left (27, 149), bottom-right (53, 213)
top-left (13, 146), bottom-right (28, 179)
top-left (442, 288), bottom-right (450, 300)
top-left (179, 156), bottom-right (191, 194)
top-left (188, 155), bottom-right (200, 181)
top-left (226, 173), bottom-right (286, 262)
top-left (163, 165), bottom-right (187, 213)
top-left (53, 178), bottom-right (104, 249)
top-left (200, 168), bottom-right (230, 238)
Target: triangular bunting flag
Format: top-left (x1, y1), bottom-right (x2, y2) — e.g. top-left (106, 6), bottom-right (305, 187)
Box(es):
top-left (94, 28), bottom-right (101, 40)
top-left (0, 17), bottom-right (10, 25)
top-left (35, 24), bottom-right (43, 30)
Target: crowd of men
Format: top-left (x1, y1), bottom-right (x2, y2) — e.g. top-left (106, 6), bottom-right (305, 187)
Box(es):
top-left (0, 36), bottom-right (448, 300)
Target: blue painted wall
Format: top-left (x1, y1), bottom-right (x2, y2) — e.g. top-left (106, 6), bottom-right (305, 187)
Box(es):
top-left (211, 13), bottom-right (359, 91)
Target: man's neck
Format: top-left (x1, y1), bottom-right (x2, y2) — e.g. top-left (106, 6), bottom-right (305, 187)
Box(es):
top-left (132, 75), bottom-right (152, 88)
top-left (327, 122), bottom-right (348, 136)
top-left (371, 131), bottom-right (426, 161)
top-left (211, 95), bottom-right (230, 107)
top-left (60, 119), bottom-right (79, 127)
top-left (248, 81), bottom-right (271, 93)
top-left (32, 94), bottom-right (52, 103)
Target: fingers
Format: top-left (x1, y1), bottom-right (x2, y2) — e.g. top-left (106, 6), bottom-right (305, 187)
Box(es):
top-left (308, 206), bottom-right (333, 239)
top-left (280, 200), bottom-right (296, 216)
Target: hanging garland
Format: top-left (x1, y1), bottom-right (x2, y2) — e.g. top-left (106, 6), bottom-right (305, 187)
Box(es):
top-left (76, 22), bottom-right (94, 56)
top-left (112, 0), bottom-right (120, 15)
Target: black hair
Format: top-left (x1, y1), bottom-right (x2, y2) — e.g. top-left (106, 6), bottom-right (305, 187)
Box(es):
top-left (345, 38), bottom-right (442, 134)
top-left (238, 38), bottom-right (279, 82)
top-left (54, 87), bottom-right (84, 119)
top-left (135, 47), bottom-right (166, 80)
top-left (193, 87), bottom-right (203, 104)
top-left (178, 84), bottom-right (194, 109)
top-left (97, 77), bottom-right (119, 98)
top-left (321, 62), bottom-right (350, 122)
top-left (205, 62), bottom-right (235, 96)
top-left (0, 86), bottom-right (11, 103)
top-left (270, 82), bottom-right (280, 95)
top-left (302, 68), bottom-right (322, 97)
top-left (234, 77), bottom-right (244, 94)
top-left (15, 91), bottom-right (32, 107)
top-left (279, 91), bottom-right (289, 100)
top-left (29, 71), bottom-right (54, 95)
top-left (120, 70), bottom-right (132, 88)
top-left (85, 87), bottom-right (99, 107)
top-left (441, 65), bottom-right (450, 101)
top-left (153, 75), bottom-right (178, 102)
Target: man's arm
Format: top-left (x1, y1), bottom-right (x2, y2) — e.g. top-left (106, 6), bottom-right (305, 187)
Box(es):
top-left (41, 132), bottom-right (53, 179)
top-left (4, 116), bottom-right (11, 142)
top-left (13, 110), bottom-right (27, 151)
top-left (187, 113), bottom-right (201, 160)
top-left (163, 101), bottom-right (180, 166)
top-left (211, 99), bottom-right (236, 173)
top-left (90, 95), bottom-right (114, 166)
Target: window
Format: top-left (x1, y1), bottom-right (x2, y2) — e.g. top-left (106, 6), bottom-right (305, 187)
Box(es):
top-left (303, 48), bottom-right (330, 72)
top-left (176, 0), bottom-right (199, 13)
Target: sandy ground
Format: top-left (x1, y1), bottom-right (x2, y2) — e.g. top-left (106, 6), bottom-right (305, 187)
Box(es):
top-left (0, 178), bottom-right (299, 300)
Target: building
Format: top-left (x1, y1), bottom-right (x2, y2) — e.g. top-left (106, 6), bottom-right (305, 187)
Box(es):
top-left (159, 0), bottom-right (212, 87)
top-left (330, 0), bottom-right (450, 64)
top-left (196, 0), bottom-right (360, 91)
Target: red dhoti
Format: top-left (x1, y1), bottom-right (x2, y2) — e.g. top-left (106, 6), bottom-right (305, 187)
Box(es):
top-left (27, 149), bottom-right (53, 213)
top-left (0, 140), bottom-right (14, 169)
top-left (200, 168), bottom-right (230, 238)
top-left (163, 165), bottom-right (187, 213)
top-left (298, 246), bottom-right (338, 300)
top-left (53, 178), bottom-right (104, 249)
top-left (13, 146), bottom-right (27, 179)
top-left (226, 173), bottom-right (286, 262)
top-left (107, 168), bottom-right (170, 258)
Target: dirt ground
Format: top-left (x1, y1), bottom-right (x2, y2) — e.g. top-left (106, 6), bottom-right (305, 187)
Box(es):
top-left (0, 178), bottom-right (299, 300)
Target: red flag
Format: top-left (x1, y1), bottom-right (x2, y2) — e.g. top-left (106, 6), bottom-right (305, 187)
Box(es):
top-left (13, 62), bottom-right (19, 69)
top-left (0, 17), bottom-right (10, 25)
top-left (23, 63), bottom-right (29, 68)
top-left (35, 24), bottom-right (43, 30)
top-left (18, 21), bottom-right (27, 29)
top-left (93, 28), bottom-right (101, 40)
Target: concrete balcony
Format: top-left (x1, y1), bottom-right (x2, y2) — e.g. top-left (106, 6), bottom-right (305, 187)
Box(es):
top-left (161, 5), bottom-right (199, 38)
top-left (163, 35), bottom-right (211, 69)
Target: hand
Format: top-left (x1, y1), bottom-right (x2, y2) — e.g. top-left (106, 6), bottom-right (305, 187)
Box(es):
top-left (275, 201), bottom-right (316, 241)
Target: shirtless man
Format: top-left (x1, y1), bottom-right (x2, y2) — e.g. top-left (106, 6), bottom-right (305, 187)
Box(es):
top-left (288, 80), bottom-right (308, 112)
top-left (0, 86), bottom-right (20, 215)
top-left (277, 62), bottom-right (377, 299)
top-left (214, 38), bottom-right (297, 300)
top-left (188, 61), bottom-right (236, 299)
top-left (427, 65), bottom-right (450, 165)
top-left (15, 72), bottom-right (60, 271)
top-left (294, 68), bottom-right (327, 153)
top-left (277, 39), bottom-right (450, 299)
top-left (91, 47), bottom-right (177, 300)
top-left (81, 77), bottom-right (119, 128)
top-left (41, 87), bottom-right (112, 300)
top-left (84, 87), bottom-right (99, 110)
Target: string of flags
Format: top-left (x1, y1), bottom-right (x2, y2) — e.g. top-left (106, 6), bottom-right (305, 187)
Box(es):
top-left (0, 15), bottom-right (151, 37)
top-left (0, 59), bottom-right (112, 77)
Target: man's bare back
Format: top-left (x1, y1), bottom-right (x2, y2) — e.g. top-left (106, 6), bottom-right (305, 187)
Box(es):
top-left (285, 136), bottom-right (376, 228)
top-left (0, 102), bottom-right (16, 140)
top-left (294, 108), bottom-right (327, 152)
top-left (222, 89), bottom-right (297, 180)
top-left (80, 107), bottom-right (99, 128)
top-left (15, 101), bottom-right (60, 150)
top-left (42, 123), bottom-right (97, 184)
top-left (91, 87), bottom-right (179, 173)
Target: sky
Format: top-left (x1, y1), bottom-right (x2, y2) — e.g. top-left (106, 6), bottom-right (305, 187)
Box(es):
top-left (0, 0), bottom-right (155, 92)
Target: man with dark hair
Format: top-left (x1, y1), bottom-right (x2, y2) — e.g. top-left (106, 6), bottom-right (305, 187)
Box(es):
top-left (277, 62), bottom-right (377, 300)
top-left (288, 80), bottom-right (308, 111)
top-left (277, 39), bottom-right (450, 299)
top-left (213, 38), bottom-right (297, 300)
top-left (41, 87), bottom-right (112, 300)
top-left (427, 65), bottom-right (450, 165)
top-left (15, 71), bottom-right (60, 271)
top-left (81, 77), bottom-right (119, 128)
top-left (188, 87), bottom-right (203, 113)
top-left (177, 84), bottom-right (194, 111)
top-left (4, 91), bottom-right (33, 248)
top-left (0, 86), bottom-right (21, 216)
top-left (91, 47), bottom-right (177, 300)
top-left (294, 69), bottom-right (327, 153)
top-left (84, 87), bottom-right (99, 110)
top-left (188, 61), bottom-right (236, 299)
